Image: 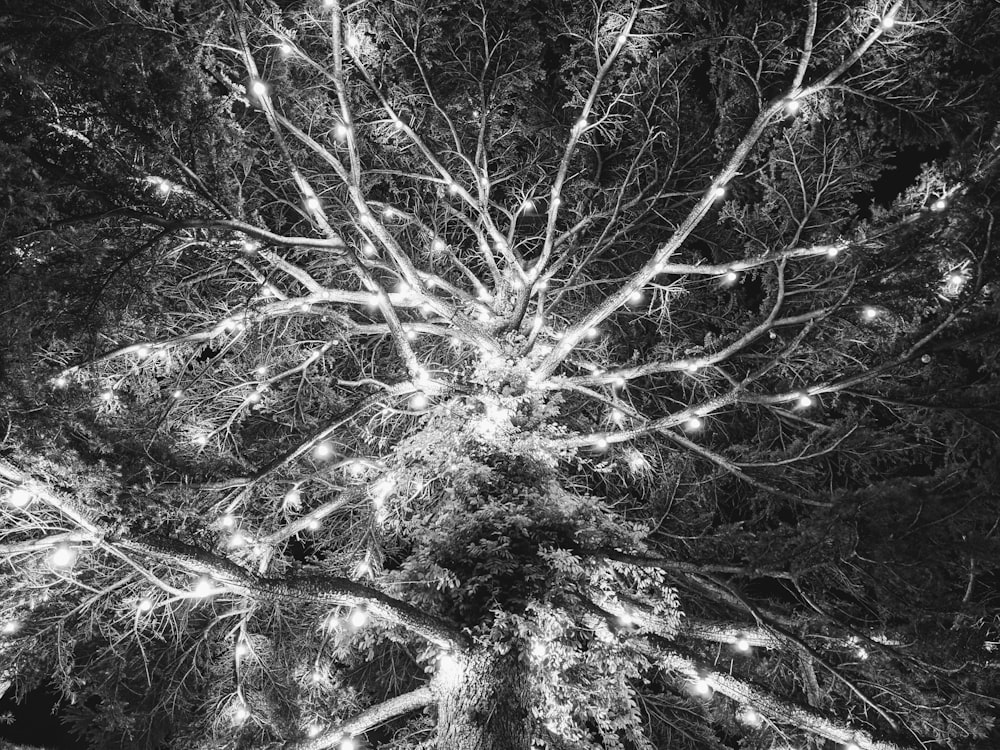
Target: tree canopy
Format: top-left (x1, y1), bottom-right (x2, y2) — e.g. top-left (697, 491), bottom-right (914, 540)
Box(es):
top-left (1, 1), bottom-right (999, 749)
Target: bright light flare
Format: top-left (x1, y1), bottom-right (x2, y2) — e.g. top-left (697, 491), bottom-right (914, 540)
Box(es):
top-left (6, 488), bottom-right (32, 508)
top-left (49, 544), bottom-right (77, 569)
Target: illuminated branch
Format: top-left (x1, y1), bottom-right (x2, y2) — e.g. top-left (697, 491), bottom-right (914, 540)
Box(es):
top-left (119, 536), bottom-right (469, 652)
top-left (285, 685), bottom-right (435, 750)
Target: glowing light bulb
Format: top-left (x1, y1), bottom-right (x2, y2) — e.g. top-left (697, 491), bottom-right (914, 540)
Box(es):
top-left (573, 117), bottom-right (587, 133)
top-left (862, 306), bottom-right (878, 320)
top-left (827, 245), bottom-right (841, 258)
top-left (250, 80), bottom-right (268, 98)
top-left (233, 704), bottom-right (251, 723)
top-left (314, 442), bottom-right (334, 460)
top-left (797, 393), bottom-right (814, 409)
top-left (931, 198), bottom-right (947, 212)
top-left (50, 544), bottom-right (76, 569)
top-left (431, 238), bottom-right (446, 253)
top-left (692, 678), bottom-right (712, 696)
top-left (340, 738), bottom-right (357, 750)
top-left (192, 576), bottom-right (216, 598)
top-left (247, 390), bottom-right (262, 404)
top-left (279, 42), bottom-right (293, 56)
top-left (785, 98), bottom-right (801, 115)
top-left (447, 181), bottom-right (459, 195)
top-left (53, 375), bottom-right (68, 388)
top-left (6, 488), bottom-right (32, 508)
top-left (685, 416), bottom-right (703, 431)
top-left (220, 513), bottom-right (237, 529)
top-left (739, 707), bottom-right (762, 727)
top-left (685, 360), bottom-right (702, 372)
top-left (880, 15), bottom-right (896, 30)
top-left (306, 196), bottom-right (321, 211)
top-left (734, 635), bottom-right (751, 652)
top-left (2, 620), bottom-right (20, 635)
top-left (724, 271), bottom-right (739, 284)
top-left (617, 33), bottom-right (628, 44)
top-left (171, 389), bottom-right (183, 399)
top-left (585, 327), bottom-right (600, 339)
top-left (137, 598), bottom-right (153, 613)
top-left (610, 408), bottom-right (624, 425)
top-left (306, 517), bottom-right (321, 531)
top-left (521, 198), bottom-right (536, 213)
top-left (334, 122), bottom-right (349, 140)
top-left (349, 608), bottom-right (368, 628)
top-left (712, 186), bottom-right (727, 199)
top-left (593, 435), bottom-right (609, 451)
top-left (410, 392), bottom-right (429, 410)
top-left (551, 196), bottom-right (562, 208)
top-left (628, 290), bottom-right (644, 305)
top-left (100, 389), bottom-right (115, 402)
top-left (136, 345), bottom-right (150, 358)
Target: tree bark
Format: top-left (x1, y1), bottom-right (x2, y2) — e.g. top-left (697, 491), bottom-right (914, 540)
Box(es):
top-left (435, 649), bottom-right (532, 750)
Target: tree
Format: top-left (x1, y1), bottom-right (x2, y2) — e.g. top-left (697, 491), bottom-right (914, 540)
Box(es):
top-left (1, 0), bottom-right (999, 748)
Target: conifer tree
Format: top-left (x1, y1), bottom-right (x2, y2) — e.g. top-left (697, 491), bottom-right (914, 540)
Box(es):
top-left (1, 1), bottom-right (999, 749)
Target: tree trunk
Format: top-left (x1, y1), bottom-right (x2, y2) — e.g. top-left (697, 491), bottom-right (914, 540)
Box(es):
top-left (435, 649), bottom-right (532, 750)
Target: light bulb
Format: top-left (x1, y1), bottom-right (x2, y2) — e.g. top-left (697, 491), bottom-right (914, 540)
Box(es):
top-left (880, 16), bottom-right (895, 30)
top-left (136, 345), bottom-right (150, 358)
top-left (712, 186), bottom-right (727, 199)
top-left (856, 646), bottom-right (869, 660)
top-left (931, 198), bottom-right (947, 212)
top-left (845, 743), bottom-right (862, 750)
top-left (521, 198), bottom-right (536, 213)
top-left (724, 271), bottom-right (739, 284)
top-left (314, 442), bottom-right (334, 460)
top-left (628, 290), bottom-right (644, 305)
top-left (307, 518), bottom-right (322, 531)
top-left (785, 98), bottom-right (801, 115)
top-left (617, 610), bottom-right (634, 626)
top-left (335, 122), bottom-right (349, 140)
top-left (617, 33), bottom-right (628, 44)
top-left (733, 635), bottom-right (751, 652)
top-left (284, 488), bottom-right (301, 507)
top-left (279, 42), bottom-right (293, 56)
top-left (827, 245), bottom-right (841, 258)
top-left (692, 678), bottom-right (712, 695)
top-left (171, 389), bottom-right (183, 399)
top-left (447, 181), bottom-right (459, 194)
top-left (739, 707), bottom-right (762, 727)
top-left (6, 488), bottom-right (32, 508)
top-left (192, 576), bottom-right (216, 598)
top-left (355, 560), bottom-right (372, 577)
top-left (306, 196), bottom-right (321, 211)
top-left (862, 306), bottom-right (878, 320)
top-left (220, 513), bottom-right (236, 529)
top-left (551, 196), bottom-right (562, 208)
top-left (685, 416), bottom-right (703, 431)
top-left (797, 394), bottom-right (814, 409)
top-left (410, 392), bottom-right (429, 410)
top-left (573, 117), bottom-right (587, 132)
top-left (349, 608), bottom-right (368, 628)
top-left (50, 544), bottom-right (76, 569)
top-left (137, 598), bottom-right (153, 613)
top-left (247, 390), bottom-right (262, 404)
top-left (593, 436), bottom-right (609, 451)
top-left (340, 738), bottom-right (357, 750)
top-left (250, 80), bottom-right (268, 98)
top-left (585, 327), bottom-right (600, 339)
top-left (610, 408), bottom-right (624, 425)
top-left (626, 450), bottom-right (648, 472)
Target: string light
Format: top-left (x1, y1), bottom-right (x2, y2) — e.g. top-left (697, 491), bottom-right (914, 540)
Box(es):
top-left (228, 532), bottom-right (248, 548)
top-left (685, 416), bottom-right (703, 431)
top-left (586, 327), bottom-right (600, 339)
top-left (193, 433), bottom-right (209, 447)
top-left (306, 196), bottom-right (321, 212)
top-left (335, 122), bottom-right (349, 140)
top-left (845, 742), bottom-right (862, 750)
top-left (307, 518), bottom-right (322, 531)
top-left (137, 598), bottom-right (153, 613)
top-left (220, 513), bottom-right (237, 529)
top-left (278, 42), bottom-right (293, 56)
top-left (592, 435), bottom-right (609, 451)
top-left (233, 703), bottom-right (251, 724)
top-left (610, 408), bottom-right (625, 426)
top-left (314, 442), bottom-right (334, 460)
top-left (723, 271), bottom-right (739, 285)
top-left (410, 392), bottom-right (429, 410)
top-left (100, 389), bottom-right (115, 402)
top-left (712, 186), bottom-right (727, 200)
top-left (827, 245), bottom-right (841, 258)
top-left (862, 306), bottom-right (878, 320)
top-left (784, 98), bottom-right (801, 115)
top-left (192, 576), bottom-right (216, 598)
top-left (931, 197), bottom-right (947, 212)
top-left (797, 393), bottom-right (814, 409)
top-left (250, 80), bottom-right (268, 98)
top-left (738, 706), bottom-right (763, 728)
top-left (733, 634), bottom-right (751, 652)
top-left (431, 238), bottom-right (446, 253)
top-left (340, 738), bottom-right (357, 750)
top-left (573, 117), bottom-right (587, 133)
top-left (6, 488), bottom-right (32, 508)
top-left (626, 450), bottom-right (648, 472)
top-left (348, 608), bottom-right (368, 628)
top-left (521, 198), bottom-right (536, 213)
top-left (628, 290), bottom-right (644, 305)
top-left (49, 544), bottom-right (77, 569)
top-left (880, 15), bottom-right (896, 30)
